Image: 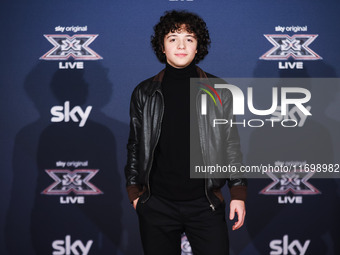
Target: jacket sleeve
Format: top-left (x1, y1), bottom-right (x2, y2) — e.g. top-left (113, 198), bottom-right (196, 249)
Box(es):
top-left (222, 89), bottom-right (248, 201)
top-left (124, 86), bottom-right (143, 202)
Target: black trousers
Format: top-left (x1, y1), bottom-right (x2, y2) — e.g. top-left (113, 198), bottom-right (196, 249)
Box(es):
top-left (136, 195), bottom-right (229, 255)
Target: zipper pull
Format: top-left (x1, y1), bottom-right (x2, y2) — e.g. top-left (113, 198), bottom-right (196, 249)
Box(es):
top-left (210, 204), bottom-right (215, 211)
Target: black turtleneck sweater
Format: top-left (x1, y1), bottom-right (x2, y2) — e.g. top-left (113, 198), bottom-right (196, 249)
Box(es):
top-left (150, 61), bottom-right (205, 201)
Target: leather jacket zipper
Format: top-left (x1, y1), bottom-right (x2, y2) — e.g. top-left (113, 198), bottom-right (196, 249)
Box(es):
top-left (143, 90), bottom-right (164, 203)
top-left (196, 89), bottom-right (215, 211)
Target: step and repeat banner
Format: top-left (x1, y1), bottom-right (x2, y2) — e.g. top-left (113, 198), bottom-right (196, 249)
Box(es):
top-left (1, 0), bottom-right (340, 254)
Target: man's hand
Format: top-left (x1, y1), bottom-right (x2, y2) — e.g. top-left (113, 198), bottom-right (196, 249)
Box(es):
top-left (229, 200), bottom-right (246, 230)
top-left (132, 197), bottom-right (139, 210)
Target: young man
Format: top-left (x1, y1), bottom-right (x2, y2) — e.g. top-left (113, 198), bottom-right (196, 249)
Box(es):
top-left (125, 10), bottom-right (247, 255)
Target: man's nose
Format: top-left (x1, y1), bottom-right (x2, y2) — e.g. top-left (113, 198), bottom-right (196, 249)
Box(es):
top-left (177, 40), bottom-right (185, 49)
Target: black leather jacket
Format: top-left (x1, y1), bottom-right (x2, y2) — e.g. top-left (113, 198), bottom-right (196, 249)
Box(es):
top-left (125, 66), bottom-right (247, 210)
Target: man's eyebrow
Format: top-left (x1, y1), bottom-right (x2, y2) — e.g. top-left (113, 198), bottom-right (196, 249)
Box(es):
top-left (166, 34), bottom-right (178, 39)
top-left (166, 34), bottom-right (196, 39)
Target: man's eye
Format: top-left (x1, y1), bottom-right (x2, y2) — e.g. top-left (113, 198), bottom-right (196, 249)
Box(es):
top-left (170, 39), bottom-right (176, 42)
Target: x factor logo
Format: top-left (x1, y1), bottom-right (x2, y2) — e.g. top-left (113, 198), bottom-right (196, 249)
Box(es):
top-left (40, 34), bottom-right (102, 60)
top-left (260, 34), bottom-right (322, 60)
top-left (260, 171), bottom-right (321, 195)
top-left (42, 169), bottom-right (103, 195)
top-left (181, 234), bottom-right (193, 255)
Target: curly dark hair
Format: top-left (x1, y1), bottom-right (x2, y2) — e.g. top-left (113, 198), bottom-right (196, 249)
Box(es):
top-left (151, 10), bottom-right (211, 64)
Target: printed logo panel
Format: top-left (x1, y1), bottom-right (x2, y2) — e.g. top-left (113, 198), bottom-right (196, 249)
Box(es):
top-left (260, 34), bottom-right (322, 61)
top-left (40, 34), bottom-right (102, 60)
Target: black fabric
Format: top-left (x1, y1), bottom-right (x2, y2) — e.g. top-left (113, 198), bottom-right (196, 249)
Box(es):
top-left (137, 195), bottom-right (229, 255)
top-left (125, 65), bottom-right (247, 207)
top-left (150, 61), bottom-right (205, 201)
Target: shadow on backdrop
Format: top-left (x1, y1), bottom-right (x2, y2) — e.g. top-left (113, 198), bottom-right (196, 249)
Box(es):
top-left (244, 61), bottom-right (340, 255)
top-left (5, 62), bottom-right (57, 255)
top-left (5, 61), bottom-right (138, 255)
